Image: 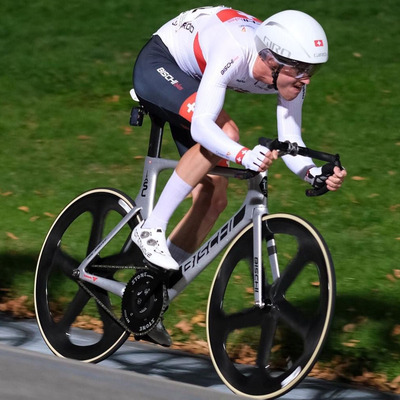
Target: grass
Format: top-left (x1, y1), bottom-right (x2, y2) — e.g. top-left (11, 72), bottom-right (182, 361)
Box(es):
top-left (1, 0), bottom-right (400, 386)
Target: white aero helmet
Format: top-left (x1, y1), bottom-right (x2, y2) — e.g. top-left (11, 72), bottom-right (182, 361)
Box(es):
top-left (255, 10), bottom-right (328, 64)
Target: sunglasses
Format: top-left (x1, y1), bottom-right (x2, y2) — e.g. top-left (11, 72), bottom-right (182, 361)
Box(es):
top-left (259, 49), bottom-right (322, 79)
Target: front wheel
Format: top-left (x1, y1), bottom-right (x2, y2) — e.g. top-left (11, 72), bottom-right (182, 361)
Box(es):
top-left (207, 213), bottom-right (336, 399)
top-left (34, 188), bottom-right (142, 362)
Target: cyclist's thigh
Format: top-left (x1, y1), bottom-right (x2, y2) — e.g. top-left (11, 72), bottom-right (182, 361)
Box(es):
top-left (133, 35), bottom-right (199, 129)
top-left (169, 123), bottom-right (196, 156)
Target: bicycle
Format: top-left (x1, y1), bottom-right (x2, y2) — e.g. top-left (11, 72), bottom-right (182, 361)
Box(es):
top-left (34, 103), bottom-right (342, 399)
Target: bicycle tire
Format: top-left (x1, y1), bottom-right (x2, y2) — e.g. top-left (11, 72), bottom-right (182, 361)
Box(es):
top-left (34, 188), bottom-right (142, 362)
top-left (207, 213), bottom-right (335, 399)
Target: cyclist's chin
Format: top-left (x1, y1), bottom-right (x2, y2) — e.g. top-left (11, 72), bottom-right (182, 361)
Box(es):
top-left (279, 85), bottom-right (303, 101)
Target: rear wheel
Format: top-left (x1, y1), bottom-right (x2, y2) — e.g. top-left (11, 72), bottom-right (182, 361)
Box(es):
top-left (34, 188), bottom-right (142, 362)
top-left (207, 213), bottom-right (335, 399)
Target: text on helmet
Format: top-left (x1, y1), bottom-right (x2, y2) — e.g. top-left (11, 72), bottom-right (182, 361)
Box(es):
top-left (263, 37), bottom-right (291, 58)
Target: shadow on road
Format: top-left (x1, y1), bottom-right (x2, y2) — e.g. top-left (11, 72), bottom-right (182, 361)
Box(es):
top-left (0, 314), bottom-right (399, 399)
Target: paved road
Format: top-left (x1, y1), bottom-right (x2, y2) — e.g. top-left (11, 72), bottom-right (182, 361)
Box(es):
top-left (0, 314), bottom-right (399, 400)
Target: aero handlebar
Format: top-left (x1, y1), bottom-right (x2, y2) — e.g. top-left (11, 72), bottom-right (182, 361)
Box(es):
top-left (259, 138), bottom-right (343, 197)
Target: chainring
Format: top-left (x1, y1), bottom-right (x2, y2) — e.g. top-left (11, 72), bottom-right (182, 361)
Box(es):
top-left (122, 268), bottom-right (168, 336)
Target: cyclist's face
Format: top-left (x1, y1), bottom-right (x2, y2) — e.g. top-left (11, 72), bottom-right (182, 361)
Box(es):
top-left (277, 71), bottom-right (310, 101)
top-left (253, 56), bottom-right (310, 101)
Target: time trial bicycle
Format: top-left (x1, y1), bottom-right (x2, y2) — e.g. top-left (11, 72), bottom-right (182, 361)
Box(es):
top-left (34, 103), bottom-right (341, 399)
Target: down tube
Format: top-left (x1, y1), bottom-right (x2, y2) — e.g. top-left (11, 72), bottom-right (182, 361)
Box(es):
top-left (168, 206), bottom-right (251, 301)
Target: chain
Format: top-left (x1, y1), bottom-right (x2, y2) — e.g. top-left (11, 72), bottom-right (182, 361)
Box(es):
top-left (77, 279), bottom-right (133, 334)
top-left (90, 264), bottom-right (138, 270)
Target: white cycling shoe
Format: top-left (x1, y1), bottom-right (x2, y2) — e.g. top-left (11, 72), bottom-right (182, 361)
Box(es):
top-left (132, 222), bottom-right (180, 271)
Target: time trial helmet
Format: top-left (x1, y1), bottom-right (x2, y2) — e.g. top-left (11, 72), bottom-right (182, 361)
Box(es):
top-left (255, 10), bottom-right (328, 79)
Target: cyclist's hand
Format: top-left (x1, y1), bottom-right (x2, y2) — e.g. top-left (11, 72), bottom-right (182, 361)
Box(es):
top-left (305, 163), bottom-right (346, 191)
top-left (239, 145), bottom-right (278, 172)
top-left (326, 166), bottom-right (347, 191)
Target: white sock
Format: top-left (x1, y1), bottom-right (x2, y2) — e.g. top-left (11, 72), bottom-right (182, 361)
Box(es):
top-left (167, 238), bottom-right (192, 264)
top-left (143, 170), bottom-right (193, 231)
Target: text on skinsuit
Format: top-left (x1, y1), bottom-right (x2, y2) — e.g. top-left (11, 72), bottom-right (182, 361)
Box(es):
top-left (221, 56), bottom-right (239, 75)
top-left (156, 67), bottom-right (183, 90)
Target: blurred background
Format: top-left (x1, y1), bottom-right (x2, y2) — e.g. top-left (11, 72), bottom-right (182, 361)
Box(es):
top-left (0, 0), bottom-right (399, 388)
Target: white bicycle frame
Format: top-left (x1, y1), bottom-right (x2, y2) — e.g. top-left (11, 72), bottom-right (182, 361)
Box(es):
top-left (75, 154), bottom-right (280, 308)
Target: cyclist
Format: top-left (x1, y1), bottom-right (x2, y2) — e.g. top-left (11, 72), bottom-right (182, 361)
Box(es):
top-left (131, 6), bottom-right (346, 344)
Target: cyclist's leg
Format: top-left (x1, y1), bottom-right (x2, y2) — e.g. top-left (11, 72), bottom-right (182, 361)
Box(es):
top-left (168, 174), bottom-right (228, 255)
top-left (168, 112), bottom-right (239, 255)
top-left (132, 35), bottom-right (238, 262)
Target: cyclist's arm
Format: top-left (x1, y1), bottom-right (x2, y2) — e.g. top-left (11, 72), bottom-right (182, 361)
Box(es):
top-left (191, 58), bottom-right (248, 163)
top-left (276, 88), bottom-right (316, 177)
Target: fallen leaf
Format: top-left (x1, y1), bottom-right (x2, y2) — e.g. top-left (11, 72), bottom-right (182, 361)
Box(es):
top-left (0, 295), bottom-right (35, 318)
top-left (271, 344), bottom-right (282, 353)
top-left (175, 319), bottom-right (192, 334)
top-left (311, 281), bottom-right (320, 287)
top-left (1, 191), bottom-right (13, 197)
top-left (6, 232), bottom-right (19, 240)
top-left (326, 95), bottom-right (339, 104)
top-left (391, 375), bottom-right (400, 384)
top-left (353, 52), bottom-right (362, 58)
top-left (390, 204), bottom-right (400, 211)
top-left (342, 340), bottom-right (359, 347)
top-left (394, 270), bottom-right (400, 279)
top-left (191, 312), bottom-right (205, 325)
top-left (122, 126), bottom-right (132, 135)
top-left (105, 95), bottom-right (120, 103)
top-left (386, 274), bottom-right (396, 282)
top-left (392, 325), bottom-right (400, 336)
top-left (30, 216), bottom-right (40, 222)
top-left (343, 323), bottom-right (356, 333)
top-left (77, 135), bottom-right (91, 140)
top-left (351, 176), bottom-right (367, 181)
top-left (18, 206), bottom-right (30, 213)
top-left (44, 212), bottom-right (56, 218)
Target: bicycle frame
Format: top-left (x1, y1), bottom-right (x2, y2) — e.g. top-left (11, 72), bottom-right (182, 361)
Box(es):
top-left (75, 154), bottom-right (274, 308)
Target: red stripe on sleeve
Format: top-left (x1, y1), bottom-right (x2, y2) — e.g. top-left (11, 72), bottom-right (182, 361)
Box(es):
top-left (217, 9), bottom-right (262, 23)
top-left (193, 33), bottom-right (207, 74)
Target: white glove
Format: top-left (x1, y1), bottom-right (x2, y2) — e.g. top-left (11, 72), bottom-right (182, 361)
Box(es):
top-left (240, 145), bottom-right (270, 172)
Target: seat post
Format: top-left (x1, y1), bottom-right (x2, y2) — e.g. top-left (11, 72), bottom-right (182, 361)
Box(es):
top-left (147, 113), bottom-right (165, 158)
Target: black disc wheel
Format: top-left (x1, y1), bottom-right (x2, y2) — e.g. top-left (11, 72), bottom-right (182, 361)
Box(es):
top-left (34, 188), bottom-right (142, 362)
top-left (207, 213), bottom-right (336, 399)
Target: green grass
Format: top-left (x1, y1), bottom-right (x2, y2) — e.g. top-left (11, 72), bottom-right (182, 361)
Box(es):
top-left (1, 0), bottom-right (400, 383)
